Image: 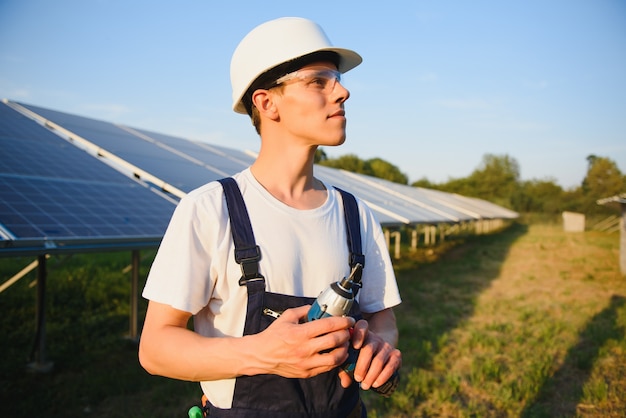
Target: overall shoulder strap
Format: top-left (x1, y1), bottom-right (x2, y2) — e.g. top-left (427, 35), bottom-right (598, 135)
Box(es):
top-left (334, 187), bottom-right (365, 286)
top-left (217, 177), bottom-right (264, 285)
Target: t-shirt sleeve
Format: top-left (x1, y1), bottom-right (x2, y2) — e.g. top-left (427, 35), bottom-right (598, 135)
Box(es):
top-left (142, 186), bottom-right (224, 314)
top-left (356, 202), bottom-right (402, 314)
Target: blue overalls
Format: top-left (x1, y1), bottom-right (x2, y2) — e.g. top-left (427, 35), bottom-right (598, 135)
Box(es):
top-left (204, 177), bottom-right (366, 417)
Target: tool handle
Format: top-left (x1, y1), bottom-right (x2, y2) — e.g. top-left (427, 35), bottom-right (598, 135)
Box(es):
top-left (371, 369), bottom-right (400, 397)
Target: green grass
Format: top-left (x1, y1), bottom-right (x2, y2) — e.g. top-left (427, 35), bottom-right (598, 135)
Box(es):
top-left (1, 221), bottom-right (624, 417)
top-left (0, 251), bottom-right (199, 417)
top-left (364, 222), bottom-right (626, 417)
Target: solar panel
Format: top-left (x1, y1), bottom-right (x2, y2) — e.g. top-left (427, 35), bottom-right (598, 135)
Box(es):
top-left (127, 126), bottom-right (256, 174)
top-left (0, 176), bottom-right (171, 238)
top-left (438, 192), bottom-right (520, 220)
top-left (333, 171), bottom-right (483, 220)
top-left (315, 166), bottom-right (470, 225)
top-left (0, 101), bottom-right (176, 255)
top-left (16, 102), bottom-right (252, 192)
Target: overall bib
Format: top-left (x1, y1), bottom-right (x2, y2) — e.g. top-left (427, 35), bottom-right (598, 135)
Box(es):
top-left (204, 177), bottom-right (366, 417)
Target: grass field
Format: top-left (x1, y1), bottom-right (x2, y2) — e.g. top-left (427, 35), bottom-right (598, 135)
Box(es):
top-left (1, 219), bottom-right (624, 417)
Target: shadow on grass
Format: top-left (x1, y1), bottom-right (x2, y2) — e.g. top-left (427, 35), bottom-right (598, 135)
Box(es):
top-left (364, 222), bottom-right (529, 413)
top-left (400, 222), bottom-right (528, 365)
top-left (521, 294), bottom-right (626, 418)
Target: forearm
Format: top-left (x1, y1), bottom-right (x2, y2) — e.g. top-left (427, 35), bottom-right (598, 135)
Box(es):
top-left (139, 301), bottom-right (356, 382)
top-left (139, 303), bottom-right (257, 381)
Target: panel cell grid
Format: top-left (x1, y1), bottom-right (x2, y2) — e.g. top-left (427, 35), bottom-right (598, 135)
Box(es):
top-left (0, 101), bottom-right (176, 245)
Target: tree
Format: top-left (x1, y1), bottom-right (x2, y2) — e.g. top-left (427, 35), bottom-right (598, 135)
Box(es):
top-left (583, 155), bottom-right (623, 197)
top-left (367, 158), bottom-right (408, 184)
top-left (435, 154), bottom-right (520, 209)
top-left (318, 154), bottom-right (408, 184)
top-left (314, 148), bottom-right (328, 164)
top-left (581, 155), bottom-right (624, 214)
top-left (411, 177), bottom-right (436, 189)
top-left (319, 153), bottom-right (370, 174)
top-left (517, 178), bottom-right (564, 214)
top-left (317, 150), bottom-right (625, 216)
top-left (436, 176), bottom-right (476, 197)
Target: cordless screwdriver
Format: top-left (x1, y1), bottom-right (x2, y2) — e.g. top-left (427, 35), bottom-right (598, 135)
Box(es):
top-left (306, 263), bottom-right (399, 397)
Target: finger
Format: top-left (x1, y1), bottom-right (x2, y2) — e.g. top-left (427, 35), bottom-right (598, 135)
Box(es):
top-left (374, 359), bottom-right (401, 390)
top-left (351, 319), bottom-right (368, 350)
top-left (337, 369), bottom-right (353, 388)
top-left (363, 347), bottom-right (401, 390)
top-left (360, 360), bottom-right (382, 390)
top-left (278, 305), bottom-right (311, 322)
top-left (311, 329), bottom-right (352, 354)
top-left (356, 338), bottom-right (388, 389)
top-left (353, 335), bottom-right (378, 383)
top-left (298, 342), bottom-right (350, 376)
top-left (278, 341), bottom-right (351, 378)
top-left (302, 316), bottom-right (356, 339)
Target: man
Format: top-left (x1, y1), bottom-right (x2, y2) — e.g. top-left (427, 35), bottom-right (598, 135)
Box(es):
top-left (139, 17), bottom-right (402, 417)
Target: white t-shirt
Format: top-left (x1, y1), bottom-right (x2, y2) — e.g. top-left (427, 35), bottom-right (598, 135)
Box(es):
top-left (142, 168), bottom-right (401, 408)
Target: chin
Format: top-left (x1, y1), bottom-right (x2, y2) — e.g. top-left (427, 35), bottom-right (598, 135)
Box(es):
top-left (324, 137), bottom-right (346, 147)
top-left (332, 132), bottom-right (347, 146)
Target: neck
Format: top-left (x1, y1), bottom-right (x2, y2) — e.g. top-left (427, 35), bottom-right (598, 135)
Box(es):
top-left (250, 139), bottom-right (326, 209)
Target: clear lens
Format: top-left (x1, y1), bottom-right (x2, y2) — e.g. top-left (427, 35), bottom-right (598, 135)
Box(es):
top-left (274, 68), bottom-right (341, 93)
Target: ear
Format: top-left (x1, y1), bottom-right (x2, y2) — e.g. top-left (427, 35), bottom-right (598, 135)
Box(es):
top-left (251, 89), bottom-right (280, 121)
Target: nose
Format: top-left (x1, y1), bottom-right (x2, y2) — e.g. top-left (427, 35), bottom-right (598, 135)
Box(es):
top-left (333, 80), bottom-right (350, 103)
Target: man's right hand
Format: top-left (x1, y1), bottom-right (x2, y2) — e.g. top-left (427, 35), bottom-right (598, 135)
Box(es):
top-left (246, 305), bottom-right (356, 379)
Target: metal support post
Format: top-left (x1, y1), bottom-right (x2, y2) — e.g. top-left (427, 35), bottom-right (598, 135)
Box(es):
top-left (128, 250), bottom-right (140, 342)
top-left (27, 255), bottom-right (53, 373)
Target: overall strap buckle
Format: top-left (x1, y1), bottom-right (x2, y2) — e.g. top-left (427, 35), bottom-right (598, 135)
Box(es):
top-left (235, 245), bottom-right (265, 286)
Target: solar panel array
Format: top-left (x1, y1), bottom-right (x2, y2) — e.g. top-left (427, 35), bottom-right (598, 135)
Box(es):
top-left (0, 101), bottom-right (176, 255)
top-left (1, 99), bottom-right (517, 256)
top-left (317, 167), bottom-right (519, 225)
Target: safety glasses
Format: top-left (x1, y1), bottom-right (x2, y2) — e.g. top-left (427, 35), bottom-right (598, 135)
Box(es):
top-left (273, 68), bottom-right (342, 94)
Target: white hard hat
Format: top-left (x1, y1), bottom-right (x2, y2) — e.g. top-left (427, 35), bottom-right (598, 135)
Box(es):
top-left (230, 17), bottom-right (362, 114)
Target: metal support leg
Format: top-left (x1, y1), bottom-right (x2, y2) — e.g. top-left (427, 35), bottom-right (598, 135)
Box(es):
top-left (128, 250), bottom-right (140, 342)
top-left (27, 255), bottom-right (53, 373)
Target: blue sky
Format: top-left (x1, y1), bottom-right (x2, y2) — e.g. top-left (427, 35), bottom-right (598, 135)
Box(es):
top-left (1, 0), bottom-right (624, 189)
